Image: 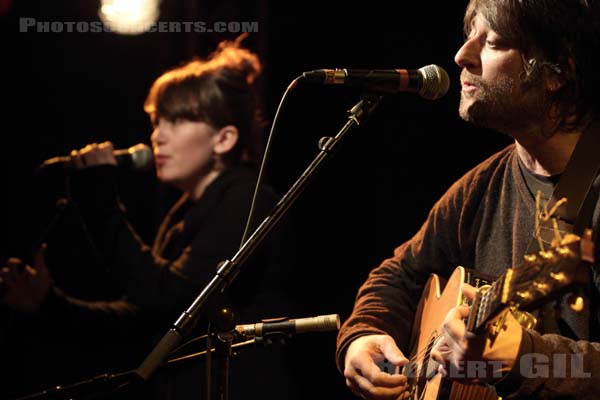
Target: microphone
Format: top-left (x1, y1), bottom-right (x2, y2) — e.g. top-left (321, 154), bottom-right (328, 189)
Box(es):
top-left (235, 314), bottom-right (340, 338)
top-left (301, 64), bottom-right (450, 100)
top-left (37, 143), bottom-right (153, 173)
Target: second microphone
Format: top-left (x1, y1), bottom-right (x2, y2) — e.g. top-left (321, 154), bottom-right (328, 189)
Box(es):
top-left (38, 143), bottom-right (153, 173)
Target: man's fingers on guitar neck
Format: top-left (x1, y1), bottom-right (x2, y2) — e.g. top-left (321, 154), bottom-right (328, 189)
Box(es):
top-left (462, 283), bottom-right (477, 301)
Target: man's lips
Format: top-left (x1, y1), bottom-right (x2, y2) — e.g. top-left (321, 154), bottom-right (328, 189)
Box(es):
top-left (460, 81), bottom-right (480, 95)
top-left (461, 81), bottom-right (478, 91)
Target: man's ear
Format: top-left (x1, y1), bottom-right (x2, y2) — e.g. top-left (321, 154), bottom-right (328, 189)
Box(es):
top-left (213, 125), bottom-right (239, 155)
top-left (546, 58), bottom-right (572, 93)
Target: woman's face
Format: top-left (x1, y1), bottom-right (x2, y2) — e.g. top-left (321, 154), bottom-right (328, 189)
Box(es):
top-left (151, 118), bottom-right (219, 192)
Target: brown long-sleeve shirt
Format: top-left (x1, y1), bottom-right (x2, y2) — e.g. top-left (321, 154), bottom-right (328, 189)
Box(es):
top-left (336, 144), bottom-right (600, 399)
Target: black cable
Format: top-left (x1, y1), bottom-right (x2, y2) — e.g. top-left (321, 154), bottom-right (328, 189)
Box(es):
top-left (239, 76), bottom-right (304, 247)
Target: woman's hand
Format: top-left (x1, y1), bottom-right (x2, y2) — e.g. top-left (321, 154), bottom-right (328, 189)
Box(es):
top-left (70, 141), bottom-right (117, 169)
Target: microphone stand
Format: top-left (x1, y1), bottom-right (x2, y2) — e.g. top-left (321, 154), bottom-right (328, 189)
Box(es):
top-left (32, 198), bottom-right (70, 251)
top-left (134, 93), bottom-right (383, 400)
top-left (14, 370), bottom-right (142, 400)
top-left (164, 313), bottom-right (341, 377)
top-left (14, 92), bottom-right (383, 400)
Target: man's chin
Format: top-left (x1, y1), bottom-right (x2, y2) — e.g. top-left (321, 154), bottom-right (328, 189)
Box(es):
top-left (459, 97), bottom-right (493, 125)
top-left (458, 99), bottom-right (475, 123)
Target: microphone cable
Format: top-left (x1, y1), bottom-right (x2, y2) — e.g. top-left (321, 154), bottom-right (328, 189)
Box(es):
top-left (238, 75), bottom-right (304, 247)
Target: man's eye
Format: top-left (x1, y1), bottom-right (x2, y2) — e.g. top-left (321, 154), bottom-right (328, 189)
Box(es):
top-left (486, 38), bottom-right (510, 49)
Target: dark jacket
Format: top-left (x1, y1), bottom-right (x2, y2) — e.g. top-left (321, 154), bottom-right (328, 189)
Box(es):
top-left (8, 164), bottom-right (297, 399)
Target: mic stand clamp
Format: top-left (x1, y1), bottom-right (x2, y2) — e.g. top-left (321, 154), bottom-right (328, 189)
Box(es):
top-left (235, 317), bottom-right (295, 346)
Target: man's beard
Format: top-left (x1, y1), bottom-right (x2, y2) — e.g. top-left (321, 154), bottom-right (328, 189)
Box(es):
top-left (458, 71), bottom-right (546, 136)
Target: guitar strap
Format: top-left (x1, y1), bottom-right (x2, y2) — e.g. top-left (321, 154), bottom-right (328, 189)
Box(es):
top-left (525, 119), bottom-right (600, 254)
top-left (522, 119), bottom-right (600, 338)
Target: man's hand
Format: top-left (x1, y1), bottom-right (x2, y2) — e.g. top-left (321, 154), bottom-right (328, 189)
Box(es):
top-left (344, 334), bottom-right (409, 399)
top-left (430, 284), bottom-right (523, 383)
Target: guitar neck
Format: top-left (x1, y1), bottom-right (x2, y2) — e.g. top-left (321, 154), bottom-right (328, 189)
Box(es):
top-left (467, 231), bottom-right (594, 332)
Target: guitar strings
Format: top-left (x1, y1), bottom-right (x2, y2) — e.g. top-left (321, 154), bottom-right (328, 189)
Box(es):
top-left (403, 295), bottom-right (476, 376)
top-left (402, 333), bottom-right (444, 377)
top-left (401, 335), bottom-right (447, 400)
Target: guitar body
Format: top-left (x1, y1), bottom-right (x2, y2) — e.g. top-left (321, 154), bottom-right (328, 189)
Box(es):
top-left (406, 266), bottom-right (497, 400)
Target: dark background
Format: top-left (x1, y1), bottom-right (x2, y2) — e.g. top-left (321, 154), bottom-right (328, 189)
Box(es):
top-left (1, 0), bottom-right (512, 399)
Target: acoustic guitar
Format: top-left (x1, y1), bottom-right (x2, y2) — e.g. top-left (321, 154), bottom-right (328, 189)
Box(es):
top-left (402, 230), bottom-right (594, 400)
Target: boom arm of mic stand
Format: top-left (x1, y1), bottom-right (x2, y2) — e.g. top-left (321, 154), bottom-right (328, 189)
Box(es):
top-left (134, 93), bottom-right (383, 382)
top-left (15, 370), bottom-right (142, 400)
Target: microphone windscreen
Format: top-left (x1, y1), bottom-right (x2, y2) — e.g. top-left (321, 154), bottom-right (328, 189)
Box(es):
top-left (419, 65), bottom-right (450, 100)
top-left (124, 143), bottom-right (154, 171)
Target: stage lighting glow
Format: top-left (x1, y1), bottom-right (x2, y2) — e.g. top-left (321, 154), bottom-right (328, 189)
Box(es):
top-left (99, 0), bottom-right (160, 35)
